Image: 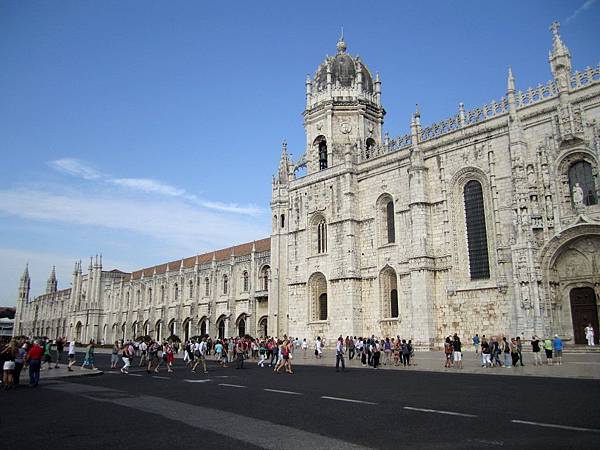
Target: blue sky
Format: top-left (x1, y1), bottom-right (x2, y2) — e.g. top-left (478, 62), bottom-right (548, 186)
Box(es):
top-left (1, 0), bottom-right (599, 305)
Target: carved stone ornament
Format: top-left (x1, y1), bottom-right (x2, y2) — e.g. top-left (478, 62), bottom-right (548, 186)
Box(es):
top-left (340, 122), bottom-right (352, 134)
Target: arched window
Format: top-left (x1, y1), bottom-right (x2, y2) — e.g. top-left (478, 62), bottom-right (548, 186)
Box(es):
top-left (261, 266), bottom-right (270, 291)
top-left (258, 316), bottom-right (268, 338)
top-left (365, 138), bottom-right (375, 160)
top-left (242, 271), bottom-right (249, 292)
top-left (188, 280), bottom-right (193, 299)
top-left (155, 320), bottom-right (162, 341)
top-left (136, 289), bottom-right (141, 305)
top-left (160, 285), bottom-right (165, 303)
top-left (217, 318), bottom-right (225, 340)
top-left (223, 275), bottom-right (228, 294)
top-left (386, 200), bottom-right (395, 243)
top-left (148, 288), bottom-right (152, 304)
top-left (238, 316), bottom-right (246, 337)
top-left (174, 283), bottom-right (179, 301)
top-left (205, 277), bottom-right (210, 297)
top-left (318, 139), bottom-right (328, 170)
top-left (280, 214), bottom-right (285, 228)
top-left (464, 180), bottom-right (490, 280)
top-left (569, 161), bottom-right (597, 206)
top-left (312, 216), bottom-right (327, 254)
top-left (309, 272), bottom-right (328, 321)
top-left (380, 266), bottom-right (399, 318)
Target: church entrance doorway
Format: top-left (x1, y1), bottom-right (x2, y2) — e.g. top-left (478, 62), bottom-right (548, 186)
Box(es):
top-left (570, 287), bottom-right (599, 344)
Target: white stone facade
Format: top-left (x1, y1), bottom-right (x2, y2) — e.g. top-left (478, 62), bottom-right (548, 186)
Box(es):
top-left (14, 23), bottom-right (600, 348)
top-left (269, 25), bottom-right (600, 348)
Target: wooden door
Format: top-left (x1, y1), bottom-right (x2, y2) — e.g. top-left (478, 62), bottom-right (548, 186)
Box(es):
top-left (570, 287), bottom-right (599, 344)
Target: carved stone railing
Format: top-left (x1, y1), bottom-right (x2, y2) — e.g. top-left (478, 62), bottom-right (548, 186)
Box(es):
top-left (570, 63), bottom-right (600, 89)
top-left (358, 133), bottom-right (412, 162)
top-left (516, 80), bottom-right (557, 107)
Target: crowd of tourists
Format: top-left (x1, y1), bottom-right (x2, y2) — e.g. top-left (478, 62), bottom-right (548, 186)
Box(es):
top-left (1, 324), bottom-right (595, 389)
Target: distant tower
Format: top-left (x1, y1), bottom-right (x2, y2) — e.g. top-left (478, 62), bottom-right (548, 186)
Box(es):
top-left (303, 32), bottom-right (385, 174)
top-left (46, 266), bottom-right (58, 294)
top-left (15, 264), bottom-right (31, 336)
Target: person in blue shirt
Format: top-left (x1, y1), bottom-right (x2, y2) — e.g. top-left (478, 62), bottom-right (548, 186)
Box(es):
top-left (552, 334), bottom-right (563, 365)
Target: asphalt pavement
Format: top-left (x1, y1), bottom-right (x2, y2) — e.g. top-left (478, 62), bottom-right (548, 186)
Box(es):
top-left (2, 352), bottom-right (599, 449)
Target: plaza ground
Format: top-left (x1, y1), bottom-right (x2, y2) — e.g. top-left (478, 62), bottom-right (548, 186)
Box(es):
top-left (2, 350), bottom-right (599, 449)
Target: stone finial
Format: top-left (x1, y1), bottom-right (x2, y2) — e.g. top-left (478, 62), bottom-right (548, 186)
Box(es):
top-left (507, 66), bottom-right (515, 93)
top-left (21, 263), bottom-right (30, 280)
top-left (336, 27), bottom-right (346, 53)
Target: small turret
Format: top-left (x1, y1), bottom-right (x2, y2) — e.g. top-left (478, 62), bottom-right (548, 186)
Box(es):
top-left (46, 266), bottom-right (58, 294)
top-left (548, 21), bottom-right (572, 101)
top-left (19, 263), bottom-right (31, 302)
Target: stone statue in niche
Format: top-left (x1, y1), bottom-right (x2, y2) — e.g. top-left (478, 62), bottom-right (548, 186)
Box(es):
top-left (531, 195), bottom-right (540, 216)
top-left (541, 164), bottom-right (550, 188)
top-left (527, 165), bottom-right (536, 186)
top-left (520, 282), bottom-right (532, 310)
top-left (572, 182), bottom-right (584, 207)
top-left (518, 254), bottom-right (528, 281)
top-left (545, 195), bottom-right (553, 217)
top-left (520, 208), bottom-right (529, 227)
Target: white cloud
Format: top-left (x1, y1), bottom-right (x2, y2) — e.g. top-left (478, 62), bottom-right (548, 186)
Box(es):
top-left (565, 0), bottom-right (597, 24)
top-left (47, 157), bottom-right (264, 216)
top-left (0, 187), bottom-right (269, 251)
top-left (108, 178), bottom-right (185, 197)
top-left (48, 158), bottom-right (103, 180)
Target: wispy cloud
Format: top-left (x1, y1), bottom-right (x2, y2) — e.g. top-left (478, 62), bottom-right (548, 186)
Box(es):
top-left (0, 187), bottom-right (269, 250)
top-left (108, 178), bottom-right (185, 197)
top-left (48, 158), bottom-right (103, 180)
top-left (48, 157), bottom-right (263, 216)
top-left (565, 0), bottom-right (597, 24)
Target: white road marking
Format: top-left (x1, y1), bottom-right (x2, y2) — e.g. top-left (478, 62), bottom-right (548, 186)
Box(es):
top-left (153, 376), bottom-right (170, 380)
top-left (129, 374), bottom-right (142, 377)
top-left (511, 419), bottom-right (600, 433)
top-left (184, 379), bottom-right (212, 383)
top-left (403, 406), bottom-right (477, 418)
top-left (219, 383), bottom-right (247, 388)
top-left (215, 375), bottom-right (230, 378)
top-left (264, 388), bottom-right (302, 396)
top-left (569, 362), bottom-right (600, 365)
top-left (321, 396), bottom-right (377, 405)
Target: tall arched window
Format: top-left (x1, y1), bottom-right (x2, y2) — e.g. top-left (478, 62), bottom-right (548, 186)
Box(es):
top-left (217, 318), bottom-right (225, 340)
top-left (148, 288), bottom-right (152, 304)
top-left (464, 180), bottom-right (490, 280)
top-left (199, 317), bottom-right (207, 336)
top-left (261, 266), bottom-right (270, 291)
top-left (223, 275), bottom-right (228, 294)
top-left (569, 161), bottom-right (597, 206)
top-left (136, 289), bottom-right (141, 305)
top-left (205, 277), bottom-right (210, 296)
top-left (386, 200), bottom-right (395, 243)
top-left (318, 140), bottom-right (328, 170)
top-left (365, 138), bottom-right (375, 160)
top-left (174, 283), bottom-right (179, 301)
top-left (160, 285), bottom-right (165, 303)
top-left (380, 266), bottom-right (398, 318)
top-left (238, 316), bottom-right (246, 337)
top-left (309, 272), bottom-right (328, 321)
top-left (188, 280), bottom-right (193, 299)
top-left (313, 217), bottom-right (327, 254)
top-left (242, 271), bottom-right (249, 292)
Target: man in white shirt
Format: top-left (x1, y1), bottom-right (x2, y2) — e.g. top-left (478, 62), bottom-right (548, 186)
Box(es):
top-left (192, 338), bottom-right (208, 373)
top-left (138, 341), bottom-right (148, 367)
top-left (67, 340), bottom-right (76, 371)
top-left (335, 336), bottom-right (345, 372)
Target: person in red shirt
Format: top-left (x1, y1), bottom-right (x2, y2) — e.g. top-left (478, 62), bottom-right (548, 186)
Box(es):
top-left (26, 340), bottom-right (44, 387)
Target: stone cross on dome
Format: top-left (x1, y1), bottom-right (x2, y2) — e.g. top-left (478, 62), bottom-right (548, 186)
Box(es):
top-left (550, 20), bottom-right (560, 38)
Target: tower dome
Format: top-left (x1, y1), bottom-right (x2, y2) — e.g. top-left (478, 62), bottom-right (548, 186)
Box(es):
top-left (313, 35), bottom-right (374, 94)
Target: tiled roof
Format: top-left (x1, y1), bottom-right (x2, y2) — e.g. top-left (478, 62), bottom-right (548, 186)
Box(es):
top-left (130, 237), bottom-right (270, 280)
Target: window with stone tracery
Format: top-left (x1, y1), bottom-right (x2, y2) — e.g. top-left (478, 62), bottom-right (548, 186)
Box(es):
top-left (242, 271), bottom-right (249, 292)
top-left (309, 272), bottom-right (327, 321)
top-left (188, 280), bottom-right (193, 299)
top-left (260, 266), bottom-right (270, 291)
top-left (223, 275), bottom-right (228, 295)
top-left (205, 277), bottom-right (210, 296)
top-left (380, 266), bottom-right (398, 318)
top-left (463, 180), bottom-right (490, 280)
top-left (174, 283), bottom-right (179, 301)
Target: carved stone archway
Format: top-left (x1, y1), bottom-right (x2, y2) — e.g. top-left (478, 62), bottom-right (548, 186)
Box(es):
top-left (539, 221), bottom-right (600, 341)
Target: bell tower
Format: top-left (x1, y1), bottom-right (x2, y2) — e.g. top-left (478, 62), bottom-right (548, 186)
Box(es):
top-left (303, 33), bottom-right (384, 174)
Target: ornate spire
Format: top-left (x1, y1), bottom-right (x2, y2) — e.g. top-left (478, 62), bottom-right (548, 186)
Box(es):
top-left (21, 263), bottom-right (30, 281)
top-left (507, 66), bottom-right (515, 93)
top-left (46, 266), bottom-right (57, 294)
top-left (336, 28), bottom-right (347, 54)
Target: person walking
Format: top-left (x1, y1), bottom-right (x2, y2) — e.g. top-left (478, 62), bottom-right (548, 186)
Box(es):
top-left (67, 340), bottom-right (76, 371)
top-left (14, 342), bottom-right (27, 386)
top-left (401, 339), bottom-right (411, 367)
top-left (111, 341), bottom-right (120, 369)
top-left (335, 336), bottom-right (346, 372)
top-left (121, 343), bottom-right (132, 374)
top-left (138, 340), bottom-right (148, 367)
top-left (26, 340), bottom-right (44, 387)
top-left (481, 337), bottom-right (491, 367)
top-left (585, 324), bottom-right (595, 346)
top-left (55, 337), bottom-right (64, 368)
top-left (372, 340), bottom-right (381, 369)
top-left (301, 338), bottom-right (308, 358)
top-left (81, 340), bottom-right (96, 370)
top-left (192, 337), bottom-right (208, 374)
top-left (531, 336), bottom-right (542, 366)
top-left (472, 334), bottom-right (480, 355)
top-left (510, 338), bottom-right (520, 367)
top-left (552, 334), bottom-right (563, 365)
top-left (516, 337), bottom-right (524, 366)
top-left (1, 340), bottom-right (18, 390)
top-left (314, 337), bottom-right (323, 359)
top-left (543, 337), bottom-right (553, 364)
top-left (502, 337), bottom-right (511, 368)
top-left (443, 337), bottom-right (453, 368)
top-left (383, 337), bottom-right (392, 365)
top-left (165, 342), bottom-right (174, 373)
top-left (453, 335), bottom-right (462, 369)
